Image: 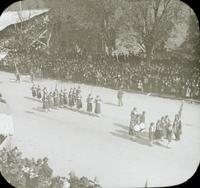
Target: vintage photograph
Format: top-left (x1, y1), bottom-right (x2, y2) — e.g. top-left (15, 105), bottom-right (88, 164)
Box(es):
top-left (0, 0), bottom-right (200, 187)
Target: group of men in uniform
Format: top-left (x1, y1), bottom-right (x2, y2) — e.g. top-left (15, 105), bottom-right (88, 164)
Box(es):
top-left (31, 84), bottom-right (102, 115)
top-left (128, 103), bottom-right (183, 147)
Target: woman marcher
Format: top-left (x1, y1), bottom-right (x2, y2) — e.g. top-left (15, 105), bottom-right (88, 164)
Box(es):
top-left (149, 122), bottom-right (155, 146)
top-left (173, 114), bottom-right (182, 141)
top-left (59, 90), bottom-right (64, 107)
top-left (31, 84), bottom-right (37, 98)
top-left (86, 94), bottom-right (93, 113)
top-left (63, 89), bottom-right (68, 106)
top-left (53, 89), bottom-right (59, 108)
top-left (68, 89), bottom-right (74, 107)
top-left (161, 116), bottom-right (167, 138)
top-left (129, 120), bottom-right (134, 136)
top-left (42, 92), bottom-right (49, 112)
top-left (166, 120), bottom-right (173, 146)
top-left (48, 92), bottom-right (54, 109)
top-left (72, 88), bottom-right (77, 107)
top-left (42, 87), bottom-right (48, 99)
top-left (154, 120), bottom-right (163, 142)
top-left (94, 96), bottom-right (101, 116)
top-left (76, 93), bottom-right (83, 110)
top-left (140, 111), bottom-right (146, 124)
top-left (37, 85), bottom-right (42, 100)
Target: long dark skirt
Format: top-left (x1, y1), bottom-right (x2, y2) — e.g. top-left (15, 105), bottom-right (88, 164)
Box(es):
top-left (48, 100), bottom-right (54, 108)
top-left (129, 124), bottom-right (134, 136)
top-left (76, 99), bottom-right (82, 109)
top-left (64, 97), bottom-right (68, 105)
top-left (174, 129), bottom-right (181, 140)
top-left (32, 90), bottom-right (36, 97)
top-left (68, 98), bottom-right (74, 107)
top-left (166, 129), bottom-right (172, 142)
top-left (154, 129), bottom-right (163, 140)
top-left (95, 103), bottom-right (101, 114)
top-left (37, 92), bottom-right (42, 99)
top-left (87, 103), bottom-right (92, 112)
top-left (149, 132), bottom-right (154, 143)
top-left (43, 100), bottom-right (49, 109)
top-left (54, 97), bottom-right (59, 107)
top-left (60, 97), bottom-right (64, 106)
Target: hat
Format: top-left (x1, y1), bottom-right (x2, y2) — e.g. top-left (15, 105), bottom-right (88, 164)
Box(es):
top-left (43, 157), bottom-right (48, 162)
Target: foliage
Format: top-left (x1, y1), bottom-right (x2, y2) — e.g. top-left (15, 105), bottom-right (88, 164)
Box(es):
top-left (118, 0), bottom-right (186, 62)
top-left (0, 147), bottom-right (101, 188)
top-left (177, 12), bottom-right (200, 62)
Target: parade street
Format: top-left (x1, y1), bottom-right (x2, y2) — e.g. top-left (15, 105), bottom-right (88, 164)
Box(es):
top-left (1, 71), bottom-right (200, 188)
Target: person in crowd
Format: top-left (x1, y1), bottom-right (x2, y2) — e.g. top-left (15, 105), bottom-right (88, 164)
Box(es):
top-left (30, 69), bottom-right (34, 83)
top-left (137, 80), bottom-right (143, 92)
top-left (41, 157), bottom-right (53, 179)
top-left (0, 92), bottom-right (6, 103)
top-left (15, 69), bottom-right (20, 82)
top-left (117, 88), bottom-right (124, 106)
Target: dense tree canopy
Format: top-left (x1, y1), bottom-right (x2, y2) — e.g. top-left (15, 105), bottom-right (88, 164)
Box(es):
top-left (2, 0), bottom-right (199, 64)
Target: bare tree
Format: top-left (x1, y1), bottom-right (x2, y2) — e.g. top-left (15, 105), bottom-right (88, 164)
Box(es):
top-left (119, 0), bottom-right (183, 63)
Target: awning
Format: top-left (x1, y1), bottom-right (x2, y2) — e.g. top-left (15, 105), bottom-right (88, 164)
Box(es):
top-left (0, 9), bottom-right (49, 32)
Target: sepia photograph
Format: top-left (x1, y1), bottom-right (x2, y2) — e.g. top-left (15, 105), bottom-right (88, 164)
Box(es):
top-left (0, 0), bottom-right (200, 187)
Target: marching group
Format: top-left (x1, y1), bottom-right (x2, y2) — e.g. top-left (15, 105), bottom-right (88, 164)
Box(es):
top-left (31, 81), bottom-right (183, 148)
top-left (129, 103), bottom-right (183, 147)
top-left (31, 84), bottom-right (102, 116)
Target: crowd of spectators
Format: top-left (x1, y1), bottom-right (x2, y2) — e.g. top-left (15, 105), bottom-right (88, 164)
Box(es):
top-left (0, 147), bottom-right (101, 188)
top-left (1, 52), bottom-right (200, 100)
